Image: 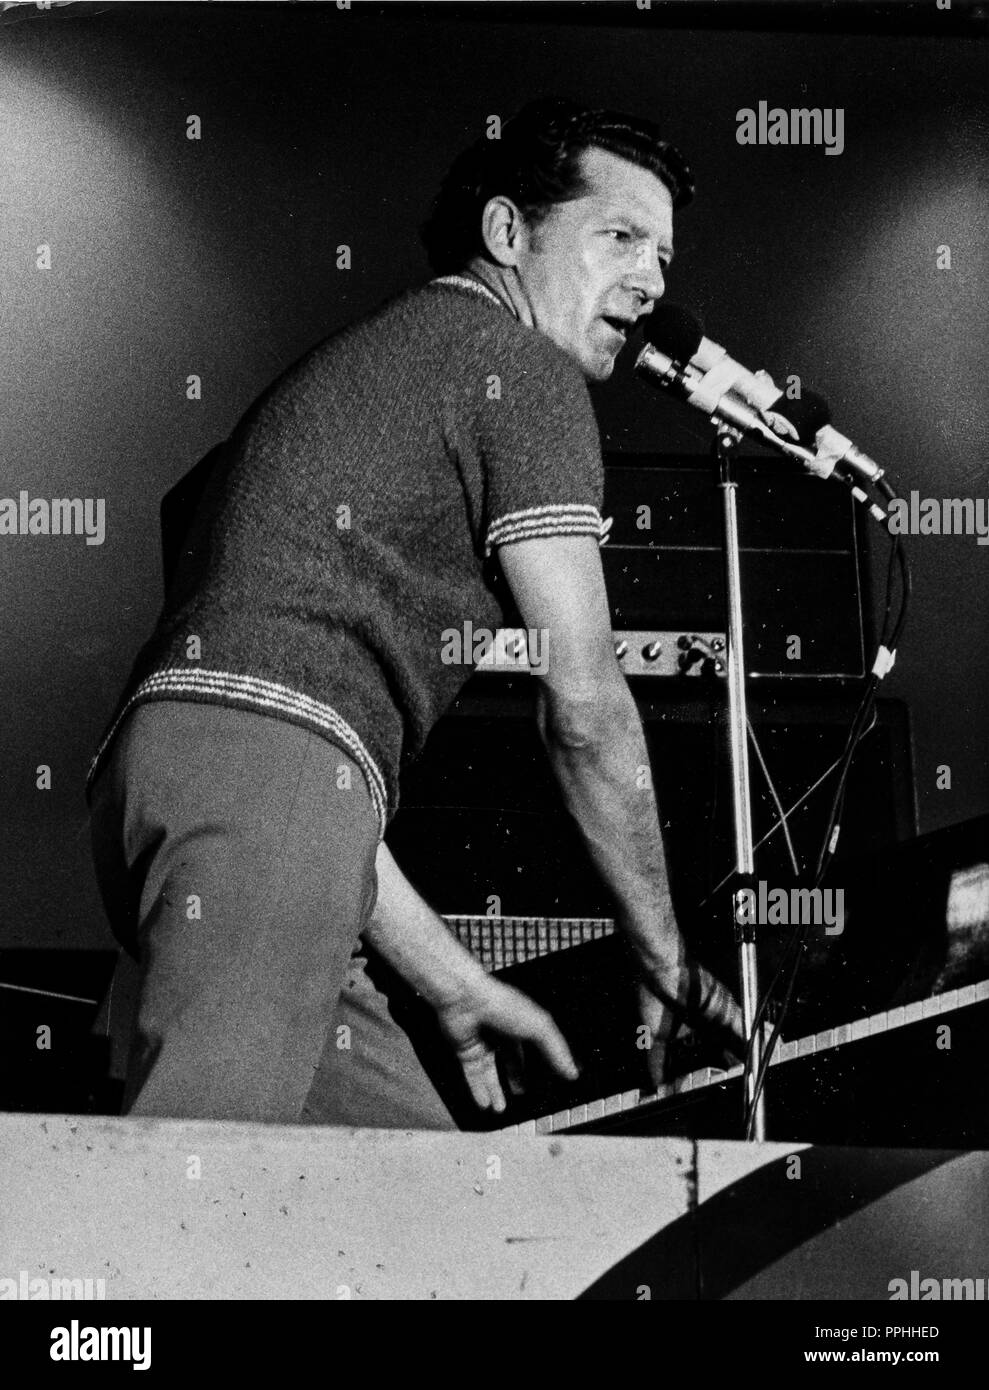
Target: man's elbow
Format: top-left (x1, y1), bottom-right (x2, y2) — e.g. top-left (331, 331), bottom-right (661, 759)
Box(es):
top-left (538, 678), bottom-right (636, 751)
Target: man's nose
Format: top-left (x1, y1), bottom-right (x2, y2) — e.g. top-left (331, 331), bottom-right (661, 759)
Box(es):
top-left (624, 264), bottom-right (665, 305)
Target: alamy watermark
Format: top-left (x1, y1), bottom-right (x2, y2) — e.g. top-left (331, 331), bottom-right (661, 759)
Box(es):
top-left (50, 1320), bottom-right (151, 1371)
top-left (887, 492), bottom-right (989, 545)
top-left (736, 102), bottom-right (844, 156)
top-left (0, 491), bottom-right (105, 545)
top-left (889, 1271), bottom-right (989, 1300)
top-left (734, 881), bottom-right (845, 935)
top-left (440, 622), bottom-right (549, 675)
top-left (0, 1269), bottom-right (106, 1299)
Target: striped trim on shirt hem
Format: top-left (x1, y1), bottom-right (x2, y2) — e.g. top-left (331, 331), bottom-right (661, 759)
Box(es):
top-left (86, 669), bottom-right (389, 839)
top-left (485, 503), bottom-right (609, 556)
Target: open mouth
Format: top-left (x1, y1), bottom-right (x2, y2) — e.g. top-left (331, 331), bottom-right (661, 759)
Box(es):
top-left (601, 316), bottom-right (633, 344)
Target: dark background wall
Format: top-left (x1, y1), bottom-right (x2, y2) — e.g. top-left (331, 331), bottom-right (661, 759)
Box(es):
top-left (1, 1), bottom-right (986, 950)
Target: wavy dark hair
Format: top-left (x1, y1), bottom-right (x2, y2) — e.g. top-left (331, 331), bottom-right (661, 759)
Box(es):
top-left (420, 97), bottom-right (694, 274)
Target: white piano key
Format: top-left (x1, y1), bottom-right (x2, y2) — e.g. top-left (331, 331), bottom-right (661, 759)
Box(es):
top-left (518, 975), bottom-right (989, 1138)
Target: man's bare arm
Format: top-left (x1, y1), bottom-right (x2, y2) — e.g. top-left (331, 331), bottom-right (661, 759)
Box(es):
top-left (361, 841), bottom-right (578, 1110)
top-left (362, 841), bottom-right (491, 1009)
top-left (498, 534), bottom-right (742, 1039)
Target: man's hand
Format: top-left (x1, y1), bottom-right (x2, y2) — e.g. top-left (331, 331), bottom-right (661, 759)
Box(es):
top-left (435, 975), bottom-right (579, 1114)
top-left (645, 953), bottom-right (745, 1041)
top-left (636, 951), bottom-right (746, 1090)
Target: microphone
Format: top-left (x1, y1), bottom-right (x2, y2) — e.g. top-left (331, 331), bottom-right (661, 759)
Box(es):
top-left (811, 424), bottom-right (884, 484)
top-left (752, 384), bottom-right (883, 483)
top-left (645, 305), bottom-right (785, 415)
top-left (634, 320), bottom-right (812, 461)
top-left (634, 307), bottom-right (885, 483)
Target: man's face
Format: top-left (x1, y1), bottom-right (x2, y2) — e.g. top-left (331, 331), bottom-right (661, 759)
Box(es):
top-left (513, 146), bottom-right (675, 381)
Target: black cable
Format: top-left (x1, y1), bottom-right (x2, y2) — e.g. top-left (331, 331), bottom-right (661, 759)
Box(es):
top-left (745, 565), bottom-right (905, 1133)
top-left (745, 482), bottom-right (911, 1132)
top-left (743, 472), bottom-right (911, 1137)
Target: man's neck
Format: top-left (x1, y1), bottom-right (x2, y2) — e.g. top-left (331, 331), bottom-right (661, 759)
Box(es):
top-left (461, 259), bottom-right (532, 327)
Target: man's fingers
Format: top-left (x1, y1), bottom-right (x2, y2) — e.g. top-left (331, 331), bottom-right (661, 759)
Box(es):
top-left (517, 1007), bottom-right (579, 1081)
top-left (443, 984), bottom-right (579, 1113)
top-left (457, 1039), bottom-right (506, 1113)
top-left (486, 985), bottom-right (579, 1082)
top-left (703, 979), bottom-right (745, 1042)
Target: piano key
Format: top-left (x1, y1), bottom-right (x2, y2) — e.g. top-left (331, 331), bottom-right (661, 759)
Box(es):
top-left (549, 1110), bottom-right (572, 1133)
top-left (522, 978), bottom-right (989, 1137)
top-left (678, 1067), bottom-right (717, 1092)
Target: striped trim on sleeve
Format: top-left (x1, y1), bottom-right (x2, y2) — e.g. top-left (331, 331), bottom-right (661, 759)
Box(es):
top-left (485, 503), bottom-right (609, 556)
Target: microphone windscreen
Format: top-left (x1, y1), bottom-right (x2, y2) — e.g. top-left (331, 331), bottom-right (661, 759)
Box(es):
top-left (773, 389), bottom-right (831, 446)
top-left (641, 304), bottom-right (704, 362)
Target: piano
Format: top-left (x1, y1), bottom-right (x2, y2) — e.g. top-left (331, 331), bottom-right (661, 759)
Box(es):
top-left (439, 828), bottom-right (989, 1148)
top-left (445, 913), bottom-right (614, 972)
top-left (496, 976), bottom-right (989, 1148)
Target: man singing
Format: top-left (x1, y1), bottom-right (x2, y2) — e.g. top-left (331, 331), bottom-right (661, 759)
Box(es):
top-left (88, 97), bottom-right (743, 1128)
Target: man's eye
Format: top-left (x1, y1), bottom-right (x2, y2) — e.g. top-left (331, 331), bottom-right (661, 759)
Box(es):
top-left (606, 229), bottom-right (632, 241)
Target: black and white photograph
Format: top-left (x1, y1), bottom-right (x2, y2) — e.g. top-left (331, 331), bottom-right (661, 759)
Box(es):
top-left (1, 0), bottom-right (987, 1336)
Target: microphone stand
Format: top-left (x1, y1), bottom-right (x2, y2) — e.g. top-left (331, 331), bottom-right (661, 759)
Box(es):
top-left (713, 423), bottom-right (766, 1141)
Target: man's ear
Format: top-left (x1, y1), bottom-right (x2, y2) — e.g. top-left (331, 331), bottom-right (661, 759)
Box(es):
top-left (480, 194), bottom-right (528, 268)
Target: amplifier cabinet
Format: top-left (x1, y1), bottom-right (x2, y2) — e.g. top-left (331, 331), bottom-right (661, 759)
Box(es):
top-left (599, 453), bottom-right (870, 679)
top-left (389, 690), bottom-right (914, 926)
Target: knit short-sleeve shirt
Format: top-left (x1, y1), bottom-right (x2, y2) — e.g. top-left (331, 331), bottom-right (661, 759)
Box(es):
top-left (86, 274), bottom-right (608, 836)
